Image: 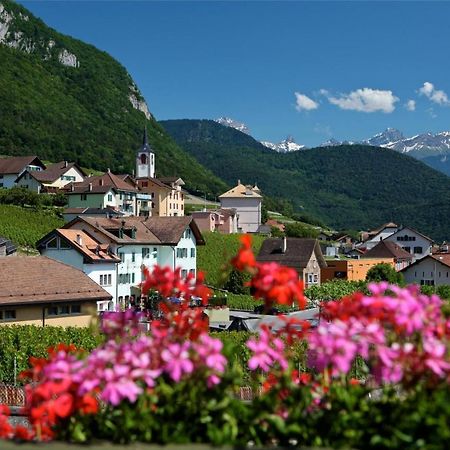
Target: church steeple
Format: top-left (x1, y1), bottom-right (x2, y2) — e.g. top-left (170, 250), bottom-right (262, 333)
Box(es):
top-left (136, 126), bottom-right (155, 178)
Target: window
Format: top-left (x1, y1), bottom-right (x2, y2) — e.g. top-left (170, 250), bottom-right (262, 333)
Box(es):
top-left (421, 280), bottom-right (434, 286)
top-left (0, 310), bottom-right (16, 321)
top-left (119, 252), bottom-right (125, 263)
top-left (181, 269), bottom-right (188, 278)
top-left (404, 246), bottom-right (411, 253)
top-left (413, 246), bottom-right (423, 254)
top-left (132, 252), bottom-right (136, 263)
top-left (100, 274), bottom-right (112, 286)
top-left (81, 194), bottom-right (87, 201)
top-left (189, 269), bottom-right (195, 276)
top-left (142, 248), bottom-right (150, 259)
top-left (47, 304), bottom-right (81, 316)
top-left (190, 248), bottom-right (196, 258)
top-left (307, 274), bottom-right (313, 283)
top-left (313, 274), bottom-right (318, 283)
top-left (107, 274), bottom-right (111, 285)
top-left (108, 194), bottom-right (113, 201)
top-left (132, 273), bottom-right (135, 284)
top-left (47, 237), bottom-right (57, 248)
top-left (140, 153), bottom-right (147, 164)
top-left (59, 239), bottom-right (71, 249)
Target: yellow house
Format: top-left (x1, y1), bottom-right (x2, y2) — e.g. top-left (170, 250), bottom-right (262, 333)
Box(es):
top-left (0, 256), bottom-right (111, 327)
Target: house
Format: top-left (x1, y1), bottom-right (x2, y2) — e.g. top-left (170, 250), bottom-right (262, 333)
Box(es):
top-left (136, 177), bottom-right (171, 217)
top-left (219, 180), bottom-right (262, 233)
top-left (0, 256), bottom-right (111, 327)
top-left (65, 170), bottom-right (140, 216)
top-left (0, 156), bottom-right (45, 189)
top-left (156, 177), bottom-right (185, 216)
top-left (400, 254), bottom-right (450, 287)
top-left (191, 208), bottom-right (238, 234)
top-left (321, 258), bottom-right (395, 282)
top-left (359, 222), bottom-right (398, 250)
top-left (37, 229), bottom-right (120, 311)
top-left (0, 236), bottom-right (16, 257)
top-left (361, 240), bottom-right (413, 271)
top-left (266, 219), bottom-right (285, 233)
top-left (256, 237), bottom-right (327, 288)
top-left (15, 161), bottom-right (86, 193)
top-left (45, 215), bottom-right (205, 308)
top-left (385, 226), bottom-right (433, 262)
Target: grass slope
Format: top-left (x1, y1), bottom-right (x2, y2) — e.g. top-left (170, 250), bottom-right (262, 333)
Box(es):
top-left (161, 119), bottom-right (450, 241)
top-left (197, 232), bottom-right (265, 287)
top-left (0, 204), bottom-right (63, 247)
top-left (0, 1), bottom-right (227, 196)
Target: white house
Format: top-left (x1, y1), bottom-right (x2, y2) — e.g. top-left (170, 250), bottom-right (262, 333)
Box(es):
top-left (359, 222), bottom-right (399, 250)
top-left (0, 156), bottom-right (45, 189)
top-left (219, 181), bottom-right (262, 233)
top-left (65, 170), bottom-right (139, 216)
top-left (42, 215), bottom-right (205, 309)
top-left (385, 226), bottom-right (433, 262)
top-left (16, 161), bottom-right (86, 193)
top-left (401, 254), bottom-right (450, 287)
top-left (37, 229), bottom-right (120, 311)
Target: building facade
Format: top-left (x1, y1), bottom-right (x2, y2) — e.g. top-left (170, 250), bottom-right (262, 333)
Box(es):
top-left (0, 156), bottom-right (45, 189)
top-left (219, 181), bottom-right (262, 233)
top-left (401, 254), bottom-right (450, 287)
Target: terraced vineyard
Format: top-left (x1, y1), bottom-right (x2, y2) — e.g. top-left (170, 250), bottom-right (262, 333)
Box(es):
top-left (0, 205), bottom-right (64, 248)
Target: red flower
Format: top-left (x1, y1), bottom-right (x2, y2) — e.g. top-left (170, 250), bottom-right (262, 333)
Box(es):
top-left (231, 235), bottom-right (256, 271)
top-left (78, 394), bottom-right (98, 415)
top-left (13, 425), bottom-right (33, 441)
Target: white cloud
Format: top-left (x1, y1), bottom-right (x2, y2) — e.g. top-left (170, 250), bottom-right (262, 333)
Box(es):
top-left (323, 88), bottom-right (399, 113)
top-left (419, 82), bottom-right (450, 106)
top-left (405, 99), bottom-right (416, 111)
top-left (294, 92), bottom-right (319, 111)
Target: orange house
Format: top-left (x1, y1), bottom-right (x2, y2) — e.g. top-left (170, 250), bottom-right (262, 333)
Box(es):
top-left (321, 258), bottom-right (395, 282)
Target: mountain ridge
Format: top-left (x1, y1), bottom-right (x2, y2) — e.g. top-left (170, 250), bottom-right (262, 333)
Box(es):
top-left (160, 119), bottom-right (450, 241)
top-left (0, 0), bottom-right (228, 196)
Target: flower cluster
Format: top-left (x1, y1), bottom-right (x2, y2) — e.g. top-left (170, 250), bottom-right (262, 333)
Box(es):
top-left (308, 283), bottom-right (450, 385)
top-left (232, 235), bottom-right (305, 309)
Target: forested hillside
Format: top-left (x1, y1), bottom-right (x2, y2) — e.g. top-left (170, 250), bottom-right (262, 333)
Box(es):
top-left (0, 0), bottom-right (227, 195)
top-left (161, 119), bottom-right (450, 241)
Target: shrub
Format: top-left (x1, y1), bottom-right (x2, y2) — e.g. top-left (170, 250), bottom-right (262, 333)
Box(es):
top-left (366, 263), bottom-right (404, 285)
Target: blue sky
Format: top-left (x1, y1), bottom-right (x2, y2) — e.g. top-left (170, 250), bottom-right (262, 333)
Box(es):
top-left (20, 1), bottom-right (450, 146)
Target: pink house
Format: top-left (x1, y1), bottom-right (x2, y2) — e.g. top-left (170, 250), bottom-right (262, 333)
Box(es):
top-left (191, 208), bottom-right (238, 234)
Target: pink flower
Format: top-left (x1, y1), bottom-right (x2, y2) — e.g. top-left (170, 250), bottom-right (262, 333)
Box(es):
top-left (161, 342), bottom-right (194, 382)
top-left (423, 337), bottom-right (450, 377)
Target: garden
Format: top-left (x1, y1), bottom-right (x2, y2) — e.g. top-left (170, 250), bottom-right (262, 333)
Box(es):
top-left (1, 235), bottom-right (450, 449)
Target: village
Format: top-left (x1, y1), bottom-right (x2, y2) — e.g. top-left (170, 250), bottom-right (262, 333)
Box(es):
top-left (1, 129), bottom-right (449, 332)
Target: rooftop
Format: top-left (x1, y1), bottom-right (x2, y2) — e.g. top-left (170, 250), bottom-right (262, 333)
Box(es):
top-left (362, 240), bottom-right (413, 260)
top-left (0, 156), bottom-right (44, 175)
top-left (219, 182), bottom-right (262, 199)
top-left (0, 256), bottom-right (111, 306)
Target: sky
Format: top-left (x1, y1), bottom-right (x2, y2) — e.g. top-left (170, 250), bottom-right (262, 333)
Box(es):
top-left (19, 1), bottom-right (450, 146)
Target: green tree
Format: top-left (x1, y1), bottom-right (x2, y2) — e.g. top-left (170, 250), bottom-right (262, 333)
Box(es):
top-left (285, 222), bottom-right (319, 239)
top-left (366, 263), bottom-right (404, 285)
top-left (223, 269), bottom-right (248, 295)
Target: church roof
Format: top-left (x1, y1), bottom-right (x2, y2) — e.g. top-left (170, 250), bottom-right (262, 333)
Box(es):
top-left (138, 127), bottom-right (155, 154)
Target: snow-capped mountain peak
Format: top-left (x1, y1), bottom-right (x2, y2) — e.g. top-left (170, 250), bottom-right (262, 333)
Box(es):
top-left (215, 117), bottom-right (250, 135)
top-left (261, 136), bottom-right (306, 153)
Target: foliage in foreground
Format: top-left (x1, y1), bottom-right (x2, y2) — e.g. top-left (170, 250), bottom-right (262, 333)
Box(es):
top-left (0, 204), bottom-right (64, 247)
top-left (1, 236), bottom-right (450, 449)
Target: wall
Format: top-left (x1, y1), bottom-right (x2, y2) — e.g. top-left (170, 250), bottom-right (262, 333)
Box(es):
top-left (0, 174), bottom-right (17, 188)
top-left (0, 302), bottom-right (95, 327)
top-left (386, 229), bottom-right (432, 261)
top-left (191, 214), bottom-right (215, 233)
top-left (16, 173), bottom-right (42, 193)
top-left (68, 192), bottom-right (108, 209)
top-left (47, 166), bottom-right (85, 189)
top-left (220, 197), bottom-right (261, 233)
top-left (173, 228), bottom-right (197, 277)
top-left (402, 258), bottom-right (450, 286)
top-left (303, 251), bottom-right (321, 287)
top-left (84, 263), bottom-right (117, 310)
top-left (41, 247), bottom-right (84, 270)
top-left (321, 258), bottom-right (395, 282)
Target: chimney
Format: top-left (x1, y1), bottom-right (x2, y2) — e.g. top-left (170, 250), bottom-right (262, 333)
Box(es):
top-left (64, 161), bottom-right (68, 168)
top-left (237, 179), bottom-right (241, 185)
top-left (107, 168), bottom-right (111, 173)
top-left (88, 183), bottom-right (92, 192)
top-left (76, 234), bottom-right (83, 246)
top-left (71, 184), bottom-right (74, 192)
top-left (99, 178), bottom-right (103, 186)
top-left (282, 236), bottom-right (287, 253)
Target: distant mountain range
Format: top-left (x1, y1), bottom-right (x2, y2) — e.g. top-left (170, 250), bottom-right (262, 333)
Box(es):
top-left (215, 118), bottom-right (450, 176)
top-left (160, 119), bottom-right (450, 241)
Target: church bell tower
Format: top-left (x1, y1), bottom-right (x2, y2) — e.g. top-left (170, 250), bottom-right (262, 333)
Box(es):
top-left (136, 127), bottom-right (155, 178)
